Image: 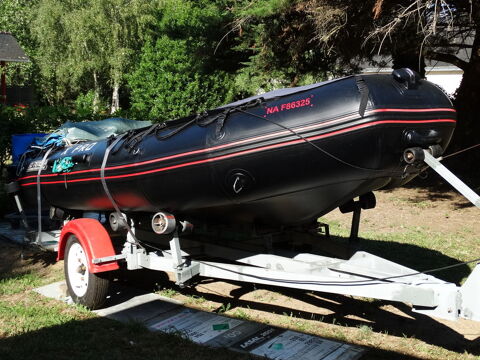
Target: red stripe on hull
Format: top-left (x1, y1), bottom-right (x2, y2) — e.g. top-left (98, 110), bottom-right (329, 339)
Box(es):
top-left (17, 110), bottom-right (456, 182)
top-left (20, 118), bottom-right (456, 187)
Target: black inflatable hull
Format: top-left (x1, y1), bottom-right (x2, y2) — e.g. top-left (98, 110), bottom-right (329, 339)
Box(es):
top-left (16, 73), bottom-right (456, 226)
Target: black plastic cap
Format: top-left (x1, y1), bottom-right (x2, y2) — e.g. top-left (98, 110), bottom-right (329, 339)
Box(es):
top-left (392, 68), bottom-right (421, 89)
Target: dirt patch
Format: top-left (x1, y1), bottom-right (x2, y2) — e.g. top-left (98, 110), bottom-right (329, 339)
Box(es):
top-left (325, 187), bottom-right (480, 236)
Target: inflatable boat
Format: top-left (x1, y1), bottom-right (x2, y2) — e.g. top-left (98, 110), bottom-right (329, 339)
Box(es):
top-left (14, 69), bottom-right (456, 227)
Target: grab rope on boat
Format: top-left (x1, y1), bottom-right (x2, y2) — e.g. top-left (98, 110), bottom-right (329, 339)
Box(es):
top-left (95, 101), bottom-right (480, 177)
top-left (115, 97), bottom-right (406, 176)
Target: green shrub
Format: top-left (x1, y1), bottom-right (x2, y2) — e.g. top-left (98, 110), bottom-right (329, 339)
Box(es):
top-left (74, 91), bottom-right (110, 120)
top-left (128, 36), bottom-right (236, 123)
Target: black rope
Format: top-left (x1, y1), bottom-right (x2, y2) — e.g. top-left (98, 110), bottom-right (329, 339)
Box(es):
top-left (123, 123), bottom-right (159, 152)
top-left (442, 143), bottom-right (480, 160)
top-left (100, 133), bottom-right (143, 247)
top-left (146, 95), bottom-right (407, 176)
top-left (106, 96), bottom-right (406, 176)
top-left (154, 99), bottom-right (264, 141)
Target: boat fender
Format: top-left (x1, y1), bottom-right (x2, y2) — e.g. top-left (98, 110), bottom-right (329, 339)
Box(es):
top-left (109, 212), bottom-right (128, 232)
top-left (49, 206), bottom-right (65, 221)
top-left (151, 212), bottom-right (176, 235)
top-left (57, 218), bottom-right (119, 273)
top-left (339, 192), bottom-right (376, 213)
top-left (403, 147), bottom-right (425, 164)
top-left (404, 145), bottom-right (443, 165)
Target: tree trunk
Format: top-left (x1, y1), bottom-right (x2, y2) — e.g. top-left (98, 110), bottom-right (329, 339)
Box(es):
top-left (392, 52), bottom-right (426, 78)
top-left (449, 31), bottom-right (480, 179)
top-left (453, 31), bottom-right (480, 142)
top-left (93, 71), bottom-right (100, 113)
top-left (390, 20), bottom-right (426, 78)
top-left (111, 79), bottom-right (120, 114)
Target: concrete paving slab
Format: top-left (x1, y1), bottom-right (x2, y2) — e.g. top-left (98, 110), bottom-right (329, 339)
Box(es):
top-left (34, 281), bottom-right (366, 359)
top-left (149, 308), bottom-right (244, 344)
top-left (34, 281), bottom-right (70, 302)
top-left (249, 330), bottom-right (363, 360)
top-left (96, 292), bottom-right (181, 323)
top-left (204, 321), bottom-right (267, 348)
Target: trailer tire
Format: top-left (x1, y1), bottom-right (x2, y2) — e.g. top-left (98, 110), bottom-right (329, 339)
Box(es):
top-left (64, 235), bottom-right (110, 309)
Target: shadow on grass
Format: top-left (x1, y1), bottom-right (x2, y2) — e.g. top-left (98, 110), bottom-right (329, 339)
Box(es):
top-left (160, 279), bottom-right (480, 357)
top-left (0, 242), bottom-right (58, 285)
top-left (388, 174), bottom-right (480, 210)
top-left (0, 315), bottom-right (254, 360)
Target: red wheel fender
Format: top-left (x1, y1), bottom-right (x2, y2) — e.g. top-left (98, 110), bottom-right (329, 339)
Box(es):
top-left (57, 218), bottom-right (119, 273)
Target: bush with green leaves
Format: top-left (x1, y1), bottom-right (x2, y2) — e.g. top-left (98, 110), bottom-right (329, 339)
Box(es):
top-left (128, 36), bottom-right (236, 122)
top-left (74, 91), bottom-right (110, 119)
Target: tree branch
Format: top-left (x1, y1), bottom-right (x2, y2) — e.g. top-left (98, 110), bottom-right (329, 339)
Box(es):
top-left (426, 51), bottom-right (469, 70)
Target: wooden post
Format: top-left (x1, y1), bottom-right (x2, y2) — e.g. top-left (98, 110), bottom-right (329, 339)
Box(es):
top-left (1, 61), bottom-right (6, 105)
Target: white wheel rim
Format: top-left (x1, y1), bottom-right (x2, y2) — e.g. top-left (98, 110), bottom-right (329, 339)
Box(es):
top-left (67, 242), bottom-right (89, 297)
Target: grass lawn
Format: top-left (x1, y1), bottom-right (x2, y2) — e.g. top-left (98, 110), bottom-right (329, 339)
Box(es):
top-left (0, 242), bottom-right (252, 360)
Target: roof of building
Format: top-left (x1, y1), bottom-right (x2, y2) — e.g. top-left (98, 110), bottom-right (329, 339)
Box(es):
top-left (0, 32), bottom-right (29, 63)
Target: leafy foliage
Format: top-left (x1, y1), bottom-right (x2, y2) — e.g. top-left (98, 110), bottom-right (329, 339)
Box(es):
top-left (128, 36), bottom-right (235, 122)
top-left (127, 1), bottom-right (240, 122)
top-left (32, 0), bottom-right (158, 108)
top-left (74, 91), bottom-right (108, 119)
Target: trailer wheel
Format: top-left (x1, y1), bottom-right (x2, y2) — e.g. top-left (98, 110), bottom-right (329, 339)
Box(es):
top-left (64, 235), bottom-right (110, 309)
